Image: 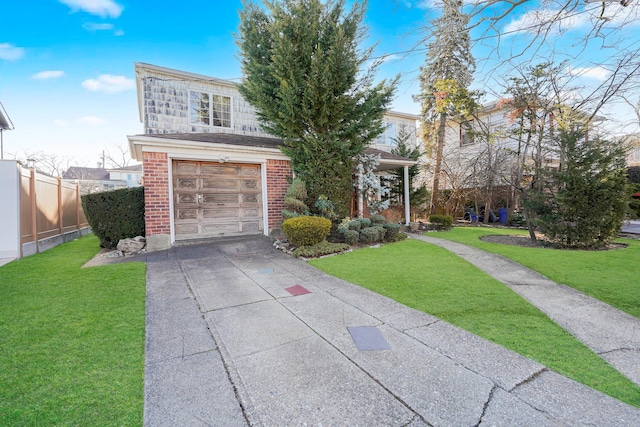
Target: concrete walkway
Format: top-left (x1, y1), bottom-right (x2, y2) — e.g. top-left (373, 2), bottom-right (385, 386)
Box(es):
top-left (144, 236), bottom-right (640, 426)
top-left (411, 234), bottom-right (640, 387)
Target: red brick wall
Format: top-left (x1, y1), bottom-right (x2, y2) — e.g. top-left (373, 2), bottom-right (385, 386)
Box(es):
top-left (143, 152), bottom-right (171, 236)
top-left (266, 159), bottom-right (292, 229)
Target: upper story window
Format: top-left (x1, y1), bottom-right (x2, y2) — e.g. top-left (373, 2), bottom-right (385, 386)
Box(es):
top-left (375, 122), bottom-right (397, 146)
top-left (189, 90), bottom-right (232, 128)
top-left (460, 121), bottom-right (474, 146)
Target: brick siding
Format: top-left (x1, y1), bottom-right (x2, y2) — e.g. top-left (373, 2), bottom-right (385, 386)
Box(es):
top-left (143, 152), bottom-right (171, 236)
top-left (266, 159), bottom-right (292, 229)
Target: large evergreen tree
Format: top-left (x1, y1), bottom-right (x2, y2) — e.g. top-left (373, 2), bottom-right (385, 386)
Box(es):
top-left (416, 0), bottom-right (475, 214)
top-left (237, 0), bottom-right (397, 217)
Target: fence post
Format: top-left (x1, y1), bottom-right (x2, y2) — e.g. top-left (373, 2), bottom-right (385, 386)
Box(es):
top-left (58, 177), bottom-right (64, 237)
top-left (76, 183), bottom-right (81, 230)
top-left (30, 167), bottom-right (38, 254)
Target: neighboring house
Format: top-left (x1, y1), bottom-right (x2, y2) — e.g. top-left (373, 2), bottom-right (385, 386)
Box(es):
top-left (434, 100), bottom-right (607, 213)
top-left (624, 134), bottom-right (640, 167)
top-left (128, 62), bottom-right (419, 251)
top-left (63, 164), bottom-right (142, 193)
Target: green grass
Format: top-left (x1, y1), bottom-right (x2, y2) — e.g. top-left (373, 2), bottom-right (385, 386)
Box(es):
top-left (430, 227), bottom-right (640, 320)
top-left (309, 238), bottom-right (640, 407)
top-left (0, 235), bottom-right (146, 426)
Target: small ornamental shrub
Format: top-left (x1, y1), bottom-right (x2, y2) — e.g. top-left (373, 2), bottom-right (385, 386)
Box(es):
top-left (348, 220), bottom-right (362, 232)
top-left (356, 217), bottom-right (371, 228)
top-left (342, 229), bottom-right (359, 245)
top-left (282, 216), bottom-right (331, 246)
top-left (292, 241), bottom-right (350, 258)
top-left (282, 179), bottom-right (309, 220)
top-left (383, 223), bottom-right (401, 241)
top-left (429, 214), bottom-right (454, 230)
top-left (360, 226), bottom-right (380, 243)
top-left (81, 187), bottom-right (145, 249)
top-left (370, 214), bottom-right (386, 225)
top-left (373, 225), bottom-right (386, 241)
top-left (337, 217), bottom-right (351, 234)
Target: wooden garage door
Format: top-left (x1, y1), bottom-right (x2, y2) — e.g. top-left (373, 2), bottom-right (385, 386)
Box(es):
top-left (173, 161), bottom-right (263, 239)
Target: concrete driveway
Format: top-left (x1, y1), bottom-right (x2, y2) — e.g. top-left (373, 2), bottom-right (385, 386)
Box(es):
top-left (143, 236), bottom-right (640, 426)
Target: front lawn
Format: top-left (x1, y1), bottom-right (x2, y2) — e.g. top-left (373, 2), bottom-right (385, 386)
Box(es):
top-left (0, 235), bottom-right (146, 426)
top-left (431, 227), bottom-right (640, 319)
top-left (309, 238), bottom-right (640, 408)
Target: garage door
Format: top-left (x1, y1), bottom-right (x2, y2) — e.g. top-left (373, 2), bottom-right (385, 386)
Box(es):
top-left (173, 160), bottom-right (263, 239)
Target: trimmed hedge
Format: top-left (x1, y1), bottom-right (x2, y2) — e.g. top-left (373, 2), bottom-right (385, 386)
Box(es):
top-left (429, 214), bottom-right (454, 230)
top-left (292, 241), bottom-right (350, 258)
top-left (383, 223), bottom-right (401, 241)
top-left (282, 216), bottom-right (331, 246)
top-left (81, 187), bottom-right (145, 249)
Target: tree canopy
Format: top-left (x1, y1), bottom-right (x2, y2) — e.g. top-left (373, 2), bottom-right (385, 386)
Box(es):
top-left (237, 0), bottom-right (397, 217)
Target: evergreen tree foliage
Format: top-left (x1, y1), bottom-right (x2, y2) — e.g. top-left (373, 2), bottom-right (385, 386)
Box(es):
top-left (415, 0), bottom-right (475, 214)
top-left (526, 124), bottom-right (628, 249)
top-left (237, 0), bottom-right (397, 217)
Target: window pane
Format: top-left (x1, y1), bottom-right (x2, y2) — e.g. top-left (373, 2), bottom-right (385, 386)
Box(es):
top-left (387, 123), bottom-right (397, 145)
top-left (212, 95), bottom-right (231, 128)
top-left (190, 91), bottom-right (210, 125)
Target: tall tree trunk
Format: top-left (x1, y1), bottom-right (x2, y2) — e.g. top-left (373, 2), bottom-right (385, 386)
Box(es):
top-left (429, 111), bottom-right (447, 215)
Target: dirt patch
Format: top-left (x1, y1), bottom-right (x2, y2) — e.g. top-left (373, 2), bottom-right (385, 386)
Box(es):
top-left (480, 234), bottom-right (628, 250)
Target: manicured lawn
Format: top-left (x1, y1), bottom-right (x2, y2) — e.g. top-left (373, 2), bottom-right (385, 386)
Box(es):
top-left (0, 235), bottom-right (146, 426)
top-left (309, 238), bottom-right (640, 408)
top-left (431, 227), bottom-right (640, 320)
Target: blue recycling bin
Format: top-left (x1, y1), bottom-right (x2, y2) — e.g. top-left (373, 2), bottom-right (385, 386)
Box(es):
top-left (498, 208), bottom-right (508, 224)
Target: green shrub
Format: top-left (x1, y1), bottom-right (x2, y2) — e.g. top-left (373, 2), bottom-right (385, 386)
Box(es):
top-left (429, 214), bottom-right (454, 230)
top-left (81, 187), bottom-right (145, 249)
top-left (383, 223), bottom-right (401, 241)
top-left (373, 225), bottom-right (386, 241)
top-left (356, 217), bottom-right (372, 228)
top-left (337, 217), bottom-right (351, 234)
top-left (282, 179), bottom-right (309, 219)
top-left (370, 214), bottom-right (386, 225)
top-left (292, 241), bottom-right (350, 258)
top-left (282, 216), bottom-right (331, 246)
top-left (360, 226), bottom-right (380, 243)
top-left (342, 229), bottom-right (359, 245)
top-left (348, 220), bottom-right (362, 232)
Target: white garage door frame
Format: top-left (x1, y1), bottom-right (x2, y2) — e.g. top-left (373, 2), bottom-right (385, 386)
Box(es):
top-left (167, 152), bottom-right (270, 245)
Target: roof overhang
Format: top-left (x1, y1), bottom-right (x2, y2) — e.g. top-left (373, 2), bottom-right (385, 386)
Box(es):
top-left (0, 107), bottom-right (13, 131)
top-left (128, 133), bottom-right (417, 172)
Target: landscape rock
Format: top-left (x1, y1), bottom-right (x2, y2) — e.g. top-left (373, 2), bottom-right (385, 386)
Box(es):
top-left (117, 236), bottom-right (146, 253)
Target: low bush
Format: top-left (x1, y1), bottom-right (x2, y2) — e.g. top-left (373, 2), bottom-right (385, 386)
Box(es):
top-left (292, 241), bottom-right (350, 258)
top-left (348, 220), bottom-right (362, 232)
top-left (342, 229), bottom-right (359, 245)
top-left (81, 187), bottom-right (145, 249)
top-left (383, 223), bottom-right (401, 241)
top-left (370, 214), bottom-right (386, 225)
top-left (429, 214), bottom-right (454, 230)
top-left (360, 226), bottom-right (380, 244)
top-left (282, 216), bottom-right (331, 246)
top-left (356, 217), bottom-right (371, 228)
top-left (373, 225), bottom-right (386, 241)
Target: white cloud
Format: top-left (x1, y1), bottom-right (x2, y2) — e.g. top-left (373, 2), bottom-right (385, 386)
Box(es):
top-left (81, 74), bottom-right (134, 93)
top-left (503, 9), bottom-right (588, 36)
top-left (53, 119), bottom-right (68, 127)
top-left (567, 66), bottom-right (611, 81)
top-left (79, 116), bottom-right (106, 126)
top-left (82, 22), bottom-right (114, 31)
top-left (113, 29), bottom-right (125, 36)
top-left (33, 70), bottom-right (65, 80)
top-left (0, 43), bottom-right (25, 61)
top-left (59, 0), bottom-right (123, 18)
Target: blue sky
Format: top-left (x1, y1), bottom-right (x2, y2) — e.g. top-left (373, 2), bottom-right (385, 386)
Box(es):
top-left (1, 0), bottom-right (639, 168)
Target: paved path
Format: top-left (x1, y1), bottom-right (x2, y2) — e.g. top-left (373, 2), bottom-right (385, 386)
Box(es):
top-left (411, 234), bottom-right (640, 387)
top-left (621, 219), bottom-right (640, 235)
top-left (143, 236), bottom-right (640, 426)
